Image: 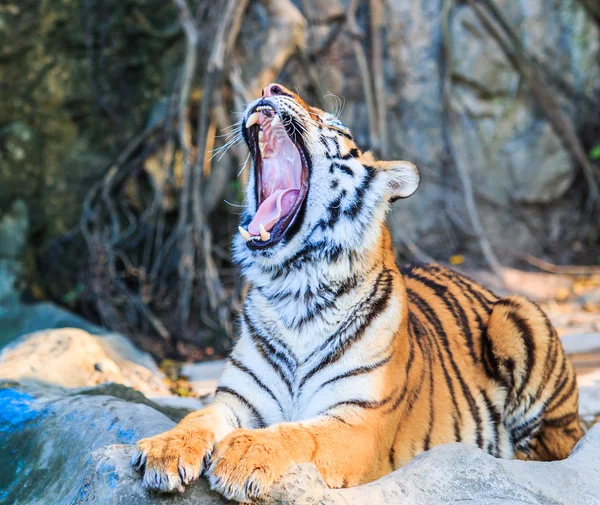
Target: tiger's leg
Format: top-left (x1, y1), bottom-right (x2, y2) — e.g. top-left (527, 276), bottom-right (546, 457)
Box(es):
top-left (207, 415), bottom-right (385, 502)
top-left (484, 295), bottom-right (583, 461)
top-left (132, 393), bottom-right (259, 492)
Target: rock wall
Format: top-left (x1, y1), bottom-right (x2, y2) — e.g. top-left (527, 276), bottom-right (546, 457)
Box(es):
top-left (0, 0), bottom-right (598, 334)
top-left (294, 0), bottom-right (600, 258)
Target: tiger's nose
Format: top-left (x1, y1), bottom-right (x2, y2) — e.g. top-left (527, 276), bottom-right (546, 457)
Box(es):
top-left (262, 83), bottom-right (290, 97)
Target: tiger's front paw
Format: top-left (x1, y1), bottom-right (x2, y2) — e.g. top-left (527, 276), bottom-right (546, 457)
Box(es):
top-left (206, 429), bottom-right (291, 502)
top-left (132, 427), bottom-right (215, 493)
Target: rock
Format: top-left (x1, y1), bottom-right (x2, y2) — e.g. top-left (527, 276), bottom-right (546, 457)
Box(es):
top-left (0, 302), bottom-right (209, 417)
top-left (561, 333), bottom-right (600, 355)
top-left (181, 360), bottom-right (225, 397)
top-left (0, 327), bottom-right (171, 397)
top-left (0, 380), bottom-right (179, 505)
top-left (266, 425), bottom-right (600, 505)
top-left (578, 369), bottom-right (600, 422)
top-left (372, 0), bottom-right (600, 257)
top-left (2, 379), bottom-right (599, 505)
top-left (0, 199), bottom-right (28, 309)
top-left (0, 301), bottom-right (104, 349)
top-left (78, 445), bottom-right (229, 505)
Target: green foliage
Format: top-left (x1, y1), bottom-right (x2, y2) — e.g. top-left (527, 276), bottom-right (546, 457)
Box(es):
top-left (589, 145), bottom-right (600, 161)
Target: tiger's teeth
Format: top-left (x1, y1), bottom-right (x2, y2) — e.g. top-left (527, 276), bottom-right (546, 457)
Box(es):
top-left (271, 115), bottom-right (281, 127)
top-left (259, 224), bottom-right (270, 241)
top-left (259, 140), bottom-right (266, 158)
top-left (238, 226), bottom-right (251, 242)
top-left (246, 112), bottom-right (259, 129)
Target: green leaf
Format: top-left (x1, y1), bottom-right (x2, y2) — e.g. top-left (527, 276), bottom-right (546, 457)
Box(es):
top-left (590, 145), bottom-right (600, 161)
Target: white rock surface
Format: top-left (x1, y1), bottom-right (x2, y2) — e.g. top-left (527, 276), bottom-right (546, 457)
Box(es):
top-left (81, 425), bottom-right (600, 505)
top-left (0, 327), bottom-right (170, 396)
top-left (181, 360), bottom-right (225, 396)
top-left (578, 369), bottom-right (600, 422)
top-left (562, 333), bottom-right (600, 355)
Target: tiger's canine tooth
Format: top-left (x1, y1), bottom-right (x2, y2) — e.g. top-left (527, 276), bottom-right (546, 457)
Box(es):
top-left (259, 224), bottom-right (270, 241)
top-left (271, 115), bottom-right (281, 127)
top-left (238, 226), bottom-right (252, 242)
top-left (245, 112), bottom-right (259, 129)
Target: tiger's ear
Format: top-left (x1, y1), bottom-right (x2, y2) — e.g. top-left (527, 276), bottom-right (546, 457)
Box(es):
top-left (374, 160), bottom-right (420, 202)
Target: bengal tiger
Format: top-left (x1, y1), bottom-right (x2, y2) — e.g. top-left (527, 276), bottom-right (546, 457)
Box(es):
top-left (132, 83), bottom-right (582, 502)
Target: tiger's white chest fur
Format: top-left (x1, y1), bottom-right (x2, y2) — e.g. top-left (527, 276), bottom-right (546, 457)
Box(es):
top-left (218, 255), bottom-right (403, 425)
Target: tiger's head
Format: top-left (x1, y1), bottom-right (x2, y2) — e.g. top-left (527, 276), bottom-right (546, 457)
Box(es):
top-left (235, 83), bottom-right (420, 269)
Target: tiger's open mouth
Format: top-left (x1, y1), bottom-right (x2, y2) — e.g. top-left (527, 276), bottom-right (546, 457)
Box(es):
top-left (240, 102), bottom-right (310, 250)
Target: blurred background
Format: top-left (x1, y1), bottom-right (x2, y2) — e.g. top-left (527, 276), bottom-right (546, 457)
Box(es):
top-left (1, 0), bottom-right (599, 361)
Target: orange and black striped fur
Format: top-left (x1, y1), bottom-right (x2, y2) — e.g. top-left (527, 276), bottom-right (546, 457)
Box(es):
top-left (133, 84), bottom-right (581, 502)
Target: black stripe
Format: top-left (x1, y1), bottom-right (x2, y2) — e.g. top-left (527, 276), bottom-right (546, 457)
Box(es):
top-left (535, 435), bottom-right (553, 459)
top-left (299, 270), bottom-right (394, 391)
top-left (318, 190), bottom-right (347, 229)
top-left (215, 386), bottom-right (266, 428)
top-left (480, 389), bottom-right (500, 456)
top-left (243, 313), bottom-right (295, 394)
top-left (480, 325), bottom-right (506, 387)
top-left (512, 414), bottom-right (542, 446)
top-left (319, 136), bottom-right (331, 157)
top-left (293, 275), bottom-right (360, 328)
top-left (506, 309), bottom-right (536, 402)
top-left (336, 162), bottom-right (355, 176)
top-left (542, 412), bottom-right (578, 428)
top-left (426, 264), bottom-right (496, 311)
top-left (541, 319), bottom-right (560, 387)
top-left (319, 354), bottom-right (392, 389)
top-left (546, 372), bottom-right (577, 414)
top-left (275, 241), bottom-right (345, 275)
top-left (533, 317), bottom-right (560, 401)
top-left (344, 165), bottom-right (375, 219)
top-left (543, 357), bottom-right (568, 411)
top-left (340, 147), bottom-right (359, 160)
top-left (423, 363), bottom-right (435, 451)
top-left (322, 388), bottom-right (397, 414)
top-left (406, 290), bottom-right (464, 425)
top-left (229, 356), bottom-right (284, 414)
top-left (328, 414), bottom-right (352, 426)
top-left (407, 270), bottom-right (479, 363)
top-left (385, 314), bottom-right (420, 413)
top-left (408, 288), bottom-right (484, 448)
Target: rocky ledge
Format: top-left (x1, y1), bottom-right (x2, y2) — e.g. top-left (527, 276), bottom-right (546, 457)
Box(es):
top-left (1, 379), bottom-right (599, 505)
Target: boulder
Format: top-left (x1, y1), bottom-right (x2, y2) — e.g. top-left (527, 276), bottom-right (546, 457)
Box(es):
top-left (0, 301), bottom-right (106, 349)
top-left (2, 379), bottom-right (599, 505)
top-left (181, 360), bottom-right (225, 396)
top-left (0, 327), bottom-right (171, 397)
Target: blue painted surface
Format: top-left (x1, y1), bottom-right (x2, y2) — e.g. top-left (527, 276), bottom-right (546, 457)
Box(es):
top-left (0, 389), bottom-right (40, 431)
top-left (116, 427), bottom-right (137, 444)
top-left (98, 461), bottom-right (120, 489)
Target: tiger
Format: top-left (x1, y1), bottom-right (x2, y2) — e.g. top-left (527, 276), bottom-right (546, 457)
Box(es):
top-left (132, 83), bottom-right (582, 502)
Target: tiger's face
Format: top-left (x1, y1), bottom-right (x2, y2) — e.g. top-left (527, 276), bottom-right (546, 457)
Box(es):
top-left (235, 83), bottom-right (420, 267)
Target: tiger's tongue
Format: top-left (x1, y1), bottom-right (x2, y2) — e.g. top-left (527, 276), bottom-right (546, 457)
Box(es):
top-left (248, 188), bottom-right (299, 235)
